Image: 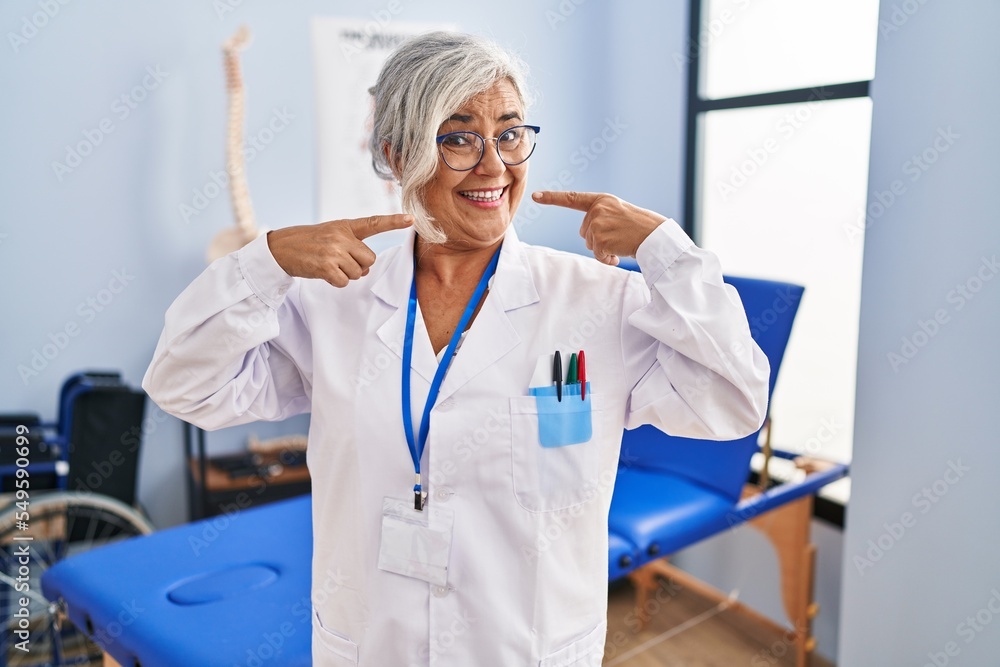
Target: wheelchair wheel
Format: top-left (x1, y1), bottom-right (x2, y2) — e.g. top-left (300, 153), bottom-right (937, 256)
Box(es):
top-left (0, 492), bottom-right (153, 666)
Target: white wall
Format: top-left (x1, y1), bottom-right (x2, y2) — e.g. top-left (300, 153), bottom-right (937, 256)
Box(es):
top-left (839, 0), bottom-right (1000, 664)
top-left (0, 0), bottom-right (684, 527)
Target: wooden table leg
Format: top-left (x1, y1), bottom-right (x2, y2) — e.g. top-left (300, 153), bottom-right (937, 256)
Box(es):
top-left (625, 485), bottom-right (821, 667)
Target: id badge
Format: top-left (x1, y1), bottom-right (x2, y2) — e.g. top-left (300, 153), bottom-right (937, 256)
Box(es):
top-left (377, 497), bottom-right (454, 587)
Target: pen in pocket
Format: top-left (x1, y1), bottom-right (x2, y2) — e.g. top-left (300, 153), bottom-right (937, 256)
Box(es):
top-left (552, 351), bottom-right (562, 402)
top-left (559, 350), bottom-right (588, 400)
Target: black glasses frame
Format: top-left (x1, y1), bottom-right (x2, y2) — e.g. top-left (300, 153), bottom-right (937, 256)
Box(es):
top-left (435, 124), bottom-right (541, 171)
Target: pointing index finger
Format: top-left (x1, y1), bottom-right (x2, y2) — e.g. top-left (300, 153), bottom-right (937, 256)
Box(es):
top-left (532, 190), bottom-right (601, 212)
top-left (349, 213), bottom-right (414, 240)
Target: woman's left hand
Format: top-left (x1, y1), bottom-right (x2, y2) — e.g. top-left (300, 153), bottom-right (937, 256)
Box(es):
top-left (532, 190), bottom-right (667, 265)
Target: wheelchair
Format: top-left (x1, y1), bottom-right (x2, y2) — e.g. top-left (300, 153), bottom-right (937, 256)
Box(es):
top-left (0, 372), bottom-right (153, 667)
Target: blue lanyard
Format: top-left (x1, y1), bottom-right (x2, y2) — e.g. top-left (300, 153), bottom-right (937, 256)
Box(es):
top-left (402, 245), bottom-right (502, 510)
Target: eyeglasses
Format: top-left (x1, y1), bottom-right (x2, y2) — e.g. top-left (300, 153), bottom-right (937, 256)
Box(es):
top-left (435, 125), bottom-right (540, 171)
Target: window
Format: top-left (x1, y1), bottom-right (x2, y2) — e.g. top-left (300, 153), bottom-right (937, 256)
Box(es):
top-left (684, 0), bottom-right (880, 472)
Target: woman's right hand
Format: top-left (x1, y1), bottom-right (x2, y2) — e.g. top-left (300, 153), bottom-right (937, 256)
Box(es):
top-left (266, 214), bottom-right (413, 287)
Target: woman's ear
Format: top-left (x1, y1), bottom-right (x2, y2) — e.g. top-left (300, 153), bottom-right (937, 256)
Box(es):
top-left (382, 141), bottom-right (402, 182)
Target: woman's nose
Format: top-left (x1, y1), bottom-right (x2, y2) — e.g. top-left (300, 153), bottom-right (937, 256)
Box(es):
top-left (474, 141), bottom-right (506, 177)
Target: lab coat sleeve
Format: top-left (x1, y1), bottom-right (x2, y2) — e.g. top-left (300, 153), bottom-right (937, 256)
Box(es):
top-left (142, 233), bottom-right (312, 430)
top-left (621, 220), bottom-right (770, 440)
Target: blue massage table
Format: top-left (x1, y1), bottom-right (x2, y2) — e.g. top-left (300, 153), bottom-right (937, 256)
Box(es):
top-left (606, 271), bottom-right (849, 667)
top-left (40, 495), bottom-right (313, 666)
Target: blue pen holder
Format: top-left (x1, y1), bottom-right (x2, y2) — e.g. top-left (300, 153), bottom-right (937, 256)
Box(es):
top-left (528, 383), bottom-right (593, 447)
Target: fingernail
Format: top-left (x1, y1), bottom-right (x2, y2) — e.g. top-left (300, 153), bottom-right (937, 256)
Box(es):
top-left (532, 192), bottom-right (543, 201)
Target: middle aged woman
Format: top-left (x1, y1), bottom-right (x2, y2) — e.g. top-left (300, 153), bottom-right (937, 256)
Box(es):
top-left (143, 31), bottom-right (770, 667)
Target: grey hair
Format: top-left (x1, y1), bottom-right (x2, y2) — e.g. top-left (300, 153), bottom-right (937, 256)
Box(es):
top-left (369, 31), bottom-right (532, 243)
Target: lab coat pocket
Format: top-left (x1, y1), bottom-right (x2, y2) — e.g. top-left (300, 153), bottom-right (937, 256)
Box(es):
top-left (313, 609), bottom-right (359, 665)
top-left (510, 393), bottom-right (604, 513)
top-left (529, 383), bottom-right (593, 447)
top-left (539, 621), bottom-right (606, 667)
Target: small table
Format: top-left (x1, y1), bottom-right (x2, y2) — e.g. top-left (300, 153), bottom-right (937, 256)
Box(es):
top-left (184, 422), bottom-right (310, 520)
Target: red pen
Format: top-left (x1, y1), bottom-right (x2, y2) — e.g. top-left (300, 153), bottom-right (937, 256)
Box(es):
top-left (578, 350), bottom-right (586, 400)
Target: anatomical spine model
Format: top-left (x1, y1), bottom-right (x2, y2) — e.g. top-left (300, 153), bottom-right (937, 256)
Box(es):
top-left (207, 25), bottom-right (267, 263)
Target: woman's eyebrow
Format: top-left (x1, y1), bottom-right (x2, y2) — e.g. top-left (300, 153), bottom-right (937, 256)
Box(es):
top-left (446, 111), bottom-right (523, 123)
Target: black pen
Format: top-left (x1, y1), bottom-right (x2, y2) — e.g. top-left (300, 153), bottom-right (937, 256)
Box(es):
top-left (552, 351), bottom-right (562, 402)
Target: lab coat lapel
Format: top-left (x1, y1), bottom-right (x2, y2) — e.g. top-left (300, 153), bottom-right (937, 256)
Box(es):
top-left (371, 230), bottom-right (438, 385)
top-left (435, 224), bottom-right (539, 403)
top-left (370, 225), bottom-right (540, 396)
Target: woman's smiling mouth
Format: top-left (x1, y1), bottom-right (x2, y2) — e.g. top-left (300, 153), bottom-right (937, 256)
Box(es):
top-left (458, 186), bottom-right (507, 207)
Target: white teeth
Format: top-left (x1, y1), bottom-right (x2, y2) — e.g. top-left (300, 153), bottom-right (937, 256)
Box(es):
top-left (460, 187), bottom-right (504, 202)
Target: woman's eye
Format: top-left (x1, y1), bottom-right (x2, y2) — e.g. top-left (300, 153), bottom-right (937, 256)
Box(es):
top-left (442, 134), bottom-right (471, 148)
top-left (499, 129), bottom-right (521, 144)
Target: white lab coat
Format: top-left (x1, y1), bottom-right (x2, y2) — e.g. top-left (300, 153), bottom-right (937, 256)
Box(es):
top-left (143, 219), bottom-right (769, 667)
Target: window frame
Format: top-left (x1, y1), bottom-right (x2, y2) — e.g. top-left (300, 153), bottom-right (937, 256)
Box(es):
top-left (681, 0), bottom-right (872, 238)
top-left (681, 0), bottom-right (875, 522)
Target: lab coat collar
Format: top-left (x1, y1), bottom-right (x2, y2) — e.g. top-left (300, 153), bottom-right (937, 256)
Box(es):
top-left (369, 223), bottom-right (539, 310)
top-left (371, 223), bottom-right (539, 395)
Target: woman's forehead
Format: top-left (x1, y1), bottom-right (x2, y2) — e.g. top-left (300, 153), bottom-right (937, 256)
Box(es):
top-left (451, 80), bottom-right (523, 120)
